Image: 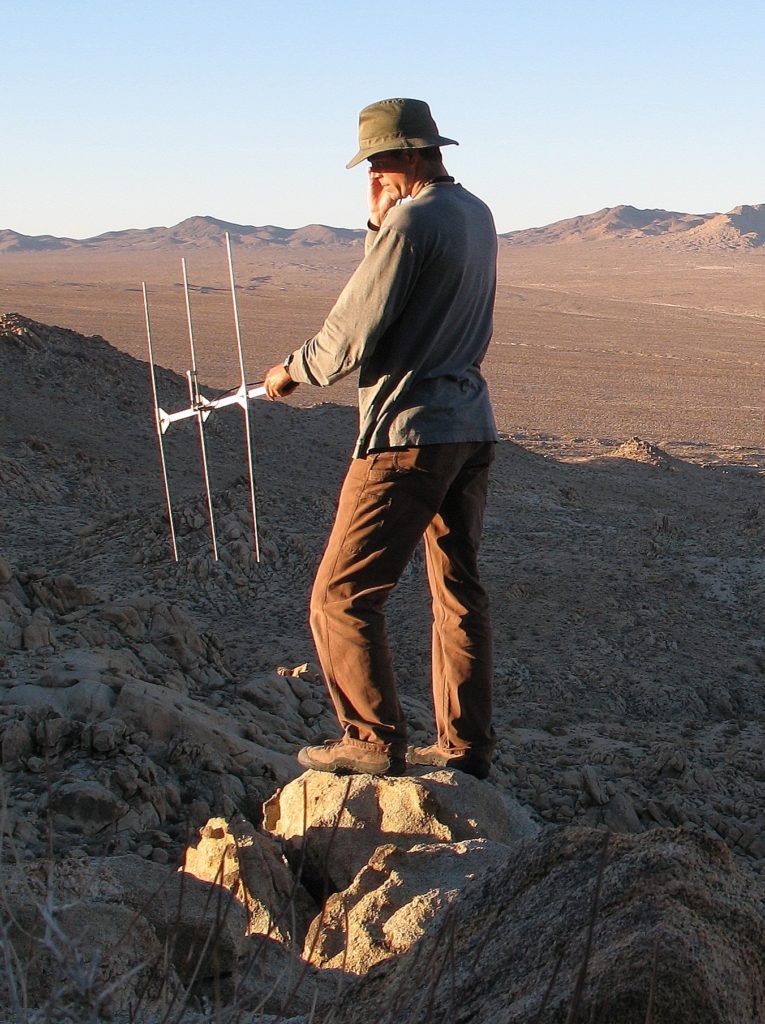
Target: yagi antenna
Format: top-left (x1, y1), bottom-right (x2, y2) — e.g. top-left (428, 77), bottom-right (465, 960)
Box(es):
top-left (143, 232), bottom-right (266, 562)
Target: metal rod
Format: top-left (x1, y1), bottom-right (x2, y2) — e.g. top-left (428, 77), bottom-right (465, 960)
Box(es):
top-left (182, 258), bottom-right (219, 561)
top-left (225, 231), bottom-right (261, 562)
top-left (143, 282), bottom-right (179, 561)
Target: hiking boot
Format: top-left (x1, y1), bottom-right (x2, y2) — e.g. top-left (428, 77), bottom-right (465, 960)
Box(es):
top-left (297, 738), bottom-right (406, 777)
top-left (406, 743), bottom-right (491, 779)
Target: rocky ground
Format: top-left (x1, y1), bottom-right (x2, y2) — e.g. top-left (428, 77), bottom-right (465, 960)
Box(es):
top-left (1, 312), bottom-right (763, 1022)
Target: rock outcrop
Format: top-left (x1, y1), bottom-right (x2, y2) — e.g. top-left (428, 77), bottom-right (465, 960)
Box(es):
top-left (328, 827), bottom-right (765, 1024)
top-left (263, 768), bottom-right (536, 894)
top-left (0, 560), bottom-right (336, 863)
top-left (257, 770), bottom-right (535, 977)
top-left (9, 812), bottom-right (759, 1023)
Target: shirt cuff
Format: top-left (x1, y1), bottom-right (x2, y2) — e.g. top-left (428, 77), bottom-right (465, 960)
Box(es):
top-left (284, 344), bottom-right (314, 385)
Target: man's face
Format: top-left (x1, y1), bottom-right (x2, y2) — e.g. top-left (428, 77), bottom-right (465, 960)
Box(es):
top-left (367, 150), bottom-right (416, 202)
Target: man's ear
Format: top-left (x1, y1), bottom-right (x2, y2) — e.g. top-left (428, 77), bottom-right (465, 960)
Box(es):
top-left (406, 151), bottom-right (424, 182)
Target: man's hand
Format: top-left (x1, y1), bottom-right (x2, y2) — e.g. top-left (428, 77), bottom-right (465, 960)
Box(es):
top-left (368, 173), bottom-right (398, 227)
top-left (264, 362), bottom-right (299, 400)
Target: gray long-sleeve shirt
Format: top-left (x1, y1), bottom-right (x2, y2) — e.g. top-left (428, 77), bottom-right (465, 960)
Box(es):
top-left (287, 180), bottom-right (499, 457)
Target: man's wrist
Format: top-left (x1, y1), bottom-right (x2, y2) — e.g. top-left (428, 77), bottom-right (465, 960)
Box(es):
top-left (367, 219), bottom-right (380, 232)
top-left (283, 353), bottom-right (294, 377)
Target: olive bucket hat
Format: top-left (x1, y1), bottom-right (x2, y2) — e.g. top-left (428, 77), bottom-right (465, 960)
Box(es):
top-left (346, 97), bottom-right (459, 169)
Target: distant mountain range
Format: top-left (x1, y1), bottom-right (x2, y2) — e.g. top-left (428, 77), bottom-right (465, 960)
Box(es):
top-left (2, 205), bottom-right (765, 253)
top-left (0, 216), bottom-right (366, 253)
top-left (499, 203), bottom-right (765, 248)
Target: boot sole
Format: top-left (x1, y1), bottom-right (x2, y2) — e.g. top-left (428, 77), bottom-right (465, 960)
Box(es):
top-left (297, 750), bottom-right (406, 777)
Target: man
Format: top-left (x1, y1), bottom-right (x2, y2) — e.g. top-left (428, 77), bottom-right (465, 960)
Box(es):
top-left (264, 97), bottom-right (498, 779)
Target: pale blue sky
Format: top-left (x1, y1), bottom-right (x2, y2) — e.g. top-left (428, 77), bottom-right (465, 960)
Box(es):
top-left (4, 0), bottom-right (762, 237)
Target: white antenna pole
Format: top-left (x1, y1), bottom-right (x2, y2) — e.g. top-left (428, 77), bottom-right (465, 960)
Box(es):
top-left (225, 231), bottom-right (261, 562)
top-left (143, 282), bottom-right (179, 561)
top-left (181, 257), bottom-right (219, 561)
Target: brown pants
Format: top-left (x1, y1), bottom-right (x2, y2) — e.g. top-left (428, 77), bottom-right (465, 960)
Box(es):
top-left (309, 441), bottom-right (495, 758)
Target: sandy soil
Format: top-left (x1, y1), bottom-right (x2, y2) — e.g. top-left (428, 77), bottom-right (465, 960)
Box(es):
top-left (2, 240), bottom-right (764, 451)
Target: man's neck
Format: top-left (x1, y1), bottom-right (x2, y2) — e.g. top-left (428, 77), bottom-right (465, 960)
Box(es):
top-left (410, 163), bottom-right (450, 198)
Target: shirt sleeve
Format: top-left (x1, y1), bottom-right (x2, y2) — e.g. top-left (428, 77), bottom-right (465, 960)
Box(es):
top-left (286, 220), bottom-right (423, 387)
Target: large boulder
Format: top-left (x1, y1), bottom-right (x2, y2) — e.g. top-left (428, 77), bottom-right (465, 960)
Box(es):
top-left (263, 768), bottom-right (536, 895)
top-left (303, 838), bottom-right (511, 974)
top-left (326, 826), bottom-right (765, 1024)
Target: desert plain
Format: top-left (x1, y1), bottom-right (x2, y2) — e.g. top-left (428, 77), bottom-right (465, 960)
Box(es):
top-left (0, 207), bottom-right (764, 1021)
top-left (3, 213), bottom-right (765, 455)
